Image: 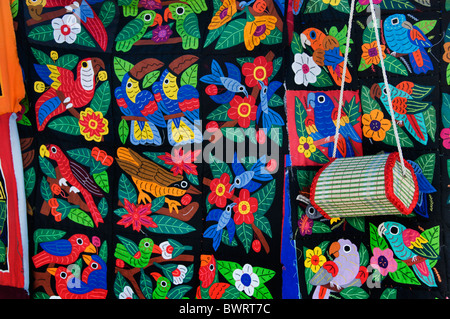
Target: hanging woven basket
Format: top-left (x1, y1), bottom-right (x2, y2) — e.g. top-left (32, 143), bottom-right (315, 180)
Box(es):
top-left (310, 152), bottom-right (419, 219)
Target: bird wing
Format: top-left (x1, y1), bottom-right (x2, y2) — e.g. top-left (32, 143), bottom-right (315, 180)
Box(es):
top-left (309, 261), bottom-right (337, 286)
top-left (69, 160), bottom-right (103, 197)
top-left (40, 239), bottom-right (72, 256)
top-left (183, 13), bottom-right (201, 38)
top-left (403, 229), bottom-right (439, 260)
top-left (34, 64), bottom-right (75, 93)
top-left (116, 235), bottom-right (139, 256)
top-left (116, 147), bottom-right (183, 186)
top-left (116, 19), bottom-right (145, 42)
top-left (408, 26), bottom-right (432, 48)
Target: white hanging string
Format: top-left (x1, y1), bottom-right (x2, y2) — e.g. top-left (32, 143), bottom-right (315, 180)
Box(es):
top-left (332, 0), bottom-right (408, 175)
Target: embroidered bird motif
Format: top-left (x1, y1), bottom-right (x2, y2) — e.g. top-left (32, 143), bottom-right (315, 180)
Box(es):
top-left (34, 57), bottom-right (105, 131)
top-left (116, 147), bottom-right (201, 213)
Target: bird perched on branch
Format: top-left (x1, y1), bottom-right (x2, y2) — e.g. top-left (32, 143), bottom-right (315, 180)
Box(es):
top-left (301, 27), bottom-right (352, 86)
top-left (164, 0), bottom-right (207, 50)
top-left (34, 57), bottom-right (105, 131)
top-left (40, 144), bottom-right (105, 226)
top-left (370, 81), bottom-right (433, 145)
top-left (306, 92), bottom-right (361, 158)
top-left (114, 236), bottom-right (160, 268)
top-left (152, 55), bottom-right (202, 146)
top-left (115, 58), bottom-right (166, 145)
top-left (309, 239), bottom-right (368, 299)
top-left (115, 10), bottom-right (163, 52)
top-left (383, 14), bottom-right (433, 74)
top-left (116, 147), bottom-right (201, 213)
top-left (378, 221), bottom-right (439, 287)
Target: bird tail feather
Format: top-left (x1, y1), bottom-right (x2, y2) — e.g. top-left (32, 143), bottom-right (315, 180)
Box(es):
top-left (410, 47), bottom-right (433, 74)
top-left (412, 260), bottom-right (437, 287)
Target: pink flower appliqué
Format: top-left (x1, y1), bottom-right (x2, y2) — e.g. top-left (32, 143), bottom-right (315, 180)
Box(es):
top-left (370, 247), bottom-right (397, 277)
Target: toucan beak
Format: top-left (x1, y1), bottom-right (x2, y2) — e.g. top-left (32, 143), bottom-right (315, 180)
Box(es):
top-left (47, 268), bottom-right (57, 276)
top-left (39, 144), bottom-right (49, 158)
top-left (164, 8), bottom-right (173, 22)
top-left (27, 5), bottom-right (44, 21)
top-left (186, 185), bottom-right (201, 195)
top-left (152, 13), bottom-right (163, 26)
top-left (92, 58), bottom-right (105, 74)
top-left (329, 241), bottom-right (340, 258)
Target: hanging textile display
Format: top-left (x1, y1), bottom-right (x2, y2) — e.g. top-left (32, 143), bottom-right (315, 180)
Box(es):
top-left (13, 0), bottom-right (289, 300)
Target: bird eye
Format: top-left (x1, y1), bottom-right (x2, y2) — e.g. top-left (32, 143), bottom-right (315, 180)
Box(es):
top-left (181, 181), bottom-right (188, 188)
top-left (310, 30), bottom-right (316, 39)
top-left (126, 82), bottom-right (133, 89)
top-left (239, 86), bottom-right (244, 91)
top-left (76, 238), bottom-right (84, 245)
top-left (51, 146), bottom-right (57, 153)
top-left (164, 78), bottom-right (170, 84)
top-left (144, 14), bottom-right (152, 21)
top-left (392, 17), bottom-right (399, 25)
top-left (306, 205), bottom-right (316, 216)
top-left (226, 206), bottom-right (231, 212)
top-left (343, 245), bottom-right (351, 253)
top-left (82, 61), bottom-right (88, 68)
top-left (91, 262), bottom-right (99, 269)
top-left (390, 225), bottom-right (399, 235)
top-left (235, 178), bottom-right (240, 185)
top-left (317, 95), bottom-right (326, 103)
top-left (263, 87), bottom-right (268, 94)
top-left (176, 7), bottom-right (184, 15)
top-left (209, 264), bottom-right (215, 271)
top-left (60, 271), bottom-right (67, 279)
top-left (161, 280), bottom-right (168, 287)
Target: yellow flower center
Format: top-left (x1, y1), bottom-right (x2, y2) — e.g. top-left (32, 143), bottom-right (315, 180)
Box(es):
top-left (253, 66), bottom-right (267, 81)
top-left (238, 200), bottom-right (251, 215)
top-left (237, 103), bottom-right (252, 117)
top-left (88, 119), bottom-right (98, 130)
top-left (216, 183), bottom-right (226, 197)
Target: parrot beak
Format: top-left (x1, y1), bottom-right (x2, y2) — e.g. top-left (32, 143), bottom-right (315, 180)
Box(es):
top-left (92, 58), bottom-right (106, 75)
top-left (186, 185), bottom-right (201, 195)
top-left (164, 8), bottom-right (173, 22)
top-left (151, 272), bottom-right (162, 281)
top-left (47, 268), bottom-right (57, 276)
top-left (82, 254), bottom-right (92, 265)
top-left (200, 254), bottom-right (212, 267)
top-left (307, 92), bottom-right (316, 109)
top-left (402, 21), bottom-right (413, 30)
top-left (377, 223), bottom-right (387, 237)
top-left (152, 13), bottom-right (163, 26)
top-left (84, 243), bottom-right (97, 254)
top-left (370, 83), bottom-right (382, 100)
top-left (300, 33), bottom-right (310, 49)
top-left (39, 144), bottom-right (50, 158)
top-left (27, 5), bottom-right (44, 21)
top-left (329, 241), bottom-right (340, 258)
top-left (152, 244), bottom-right (162, 254)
